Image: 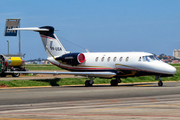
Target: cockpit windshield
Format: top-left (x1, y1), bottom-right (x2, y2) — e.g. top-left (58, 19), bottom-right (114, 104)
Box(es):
top-left (139, 55), bottom-right (160, 62)
top-left (148, 55), bottom-right (160, 61)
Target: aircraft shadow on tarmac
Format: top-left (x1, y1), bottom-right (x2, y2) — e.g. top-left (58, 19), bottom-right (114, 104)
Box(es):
top-left (69, 83), bottom-right (158, 87)
top-left (31, 78), bottom-right (60, 86)
top-left (68, 83), bottom-right (178, 87)
top-left (31, 78), bottom-right (156, 87)
top-left (30, 78), bottom-right (177, 87)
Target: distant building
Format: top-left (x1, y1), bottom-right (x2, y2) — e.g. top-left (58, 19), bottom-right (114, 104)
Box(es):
top-left (173, 60), bottom-right (179, 63)
top-left (173, 49), bottom-right (180, 58)
top-left (25, 60), bottom-right (50, 65)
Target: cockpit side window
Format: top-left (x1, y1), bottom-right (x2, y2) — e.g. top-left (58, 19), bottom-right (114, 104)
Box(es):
top-left (141, 55), bottom-right (160, 62)
top-left (143, 56), bottom-right (146, 61)
top-left (143, 56), bottom-right (150, 62)
top-left (147, 55), bottom-right (160, 61)
top-left (146, 56), bottom-right (150, 62)
top-left (154, 56), bottom-right (160, 61)
top-left (148, 56), bottom-right (155, 60)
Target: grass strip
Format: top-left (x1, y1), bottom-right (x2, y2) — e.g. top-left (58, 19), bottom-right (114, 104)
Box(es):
top-left (0, 75), bottom-right (179, 88)
top-left (0, 64), bottom-right (179, 87)
top-left (25, 64), bottom-right (63, 70)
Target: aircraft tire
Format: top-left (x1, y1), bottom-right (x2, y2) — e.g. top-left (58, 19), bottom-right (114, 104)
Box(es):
top-left (111, 80), bottom-right (118, 86)
top-left (12, 73), bottom-right (20, 77)
top-left (85, 80), bottom-right (90, 87)
top-left (158, 81), bottom-right (163, 86)
top-left (85, 80), bottom-right (93, 87)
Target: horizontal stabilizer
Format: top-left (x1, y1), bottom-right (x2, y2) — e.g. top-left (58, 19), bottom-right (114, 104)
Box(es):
top-left (8, 27), bottom-right (49, 31)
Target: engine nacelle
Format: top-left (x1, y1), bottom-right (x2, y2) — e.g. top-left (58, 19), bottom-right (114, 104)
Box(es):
top-left (55, 53), bottom-right (85, 66)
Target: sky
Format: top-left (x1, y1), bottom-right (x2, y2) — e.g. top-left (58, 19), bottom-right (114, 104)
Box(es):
top-left (0, 0), bottom-right (180, 60)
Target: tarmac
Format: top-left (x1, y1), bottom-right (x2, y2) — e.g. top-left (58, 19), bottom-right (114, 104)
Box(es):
top-left (0, 81), bottom-right (180, 120)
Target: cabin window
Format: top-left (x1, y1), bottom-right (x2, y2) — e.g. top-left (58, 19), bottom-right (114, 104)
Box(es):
top-left (101, 57), bottom-right (105, 62)
top-left (126, 57), bottom-right (129, 62)
top-left (119, 57), bottom-right (123, 62)
top-left (113, 57), bottom-right (117, 62)
top-left (107, 57), bottom-right (110, 62)
top-left (139, 57), bottom-right (141, 61)
top-left (95, 57), bottom-right (98, 62)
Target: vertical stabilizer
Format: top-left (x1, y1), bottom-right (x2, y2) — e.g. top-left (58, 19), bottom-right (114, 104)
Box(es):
top-left (39, 26), bottom-right (67, 58)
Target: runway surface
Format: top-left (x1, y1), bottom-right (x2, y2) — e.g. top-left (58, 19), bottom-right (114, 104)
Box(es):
top-left (0, 81), bottom-right (180, 120)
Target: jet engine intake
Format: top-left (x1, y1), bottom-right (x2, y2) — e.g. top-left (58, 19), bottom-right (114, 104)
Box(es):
top-left (55, 53), bottom-right (85, 66)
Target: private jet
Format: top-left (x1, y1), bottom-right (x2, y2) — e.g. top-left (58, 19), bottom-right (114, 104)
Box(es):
top-left (8, 26), bottom-right (176, 87)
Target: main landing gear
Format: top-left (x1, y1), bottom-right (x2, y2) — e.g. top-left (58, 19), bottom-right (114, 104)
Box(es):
top-left (85, 77), bottom-right (94, 87)
top-left (155, 75), bottom-right (163, 86)
top-left (84, 77), bottom-right (122, 87)
top-left (110, 78), bottom-right (121, 86)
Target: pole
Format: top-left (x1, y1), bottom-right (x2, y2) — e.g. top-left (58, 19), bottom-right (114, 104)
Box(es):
top-left (18, 20), bottom-right (21, 55)
top-left (6, 40), bottom-right (9, 54)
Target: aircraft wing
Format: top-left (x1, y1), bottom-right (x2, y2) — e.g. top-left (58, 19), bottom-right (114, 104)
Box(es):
top-left (5, 71), bottom-right (116, 78)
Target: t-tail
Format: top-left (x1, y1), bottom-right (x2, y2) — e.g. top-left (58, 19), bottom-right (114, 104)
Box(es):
top-left (38, 26), bottom-right (67, 58)
top-left (9, 26), bottom-right (67, 58)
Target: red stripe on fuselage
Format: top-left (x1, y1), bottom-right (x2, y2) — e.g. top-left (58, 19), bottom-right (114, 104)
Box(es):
top-left (48, 60), bottom-right (113, 71)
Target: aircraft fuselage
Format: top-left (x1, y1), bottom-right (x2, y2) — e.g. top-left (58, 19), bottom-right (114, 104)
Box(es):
top-left (48, 52), bottom-right (176, 78)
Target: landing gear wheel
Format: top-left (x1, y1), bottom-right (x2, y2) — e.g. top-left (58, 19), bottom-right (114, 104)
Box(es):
top-left (155, 75), bottom-right (163, 87)
top-left (85, 80), bottom-right (93, 87)
top-left (111, 80), bottom-right (118, 86)
top-left (12, 73), bottom-right (20, 77)
top-left (85, 80), bottom-right (90, 87)
top-left (158, 80), bottom-right (163, 86)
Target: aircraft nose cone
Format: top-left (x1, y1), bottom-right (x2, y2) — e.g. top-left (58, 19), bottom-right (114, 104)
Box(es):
top-left (165, 64), bottom-right (176, 75)
top-left (170, 66), bottom-right (176, 74)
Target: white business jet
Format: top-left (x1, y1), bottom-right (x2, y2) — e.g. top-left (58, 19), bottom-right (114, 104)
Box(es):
top-left (8, 26), bottom-right (176, 87)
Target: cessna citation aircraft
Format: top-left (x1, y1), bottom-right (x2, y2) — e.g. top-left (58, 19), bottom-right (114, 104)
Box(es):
top-left (9, 26), bottom-right (176, 87)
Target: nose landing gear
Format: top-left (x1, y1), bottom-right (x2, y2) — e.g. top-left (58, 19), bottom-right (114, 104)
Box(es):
top-left (155, 75), bottom-right (163, 86)
top-left (158, 78), bottom-right (163, 86)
